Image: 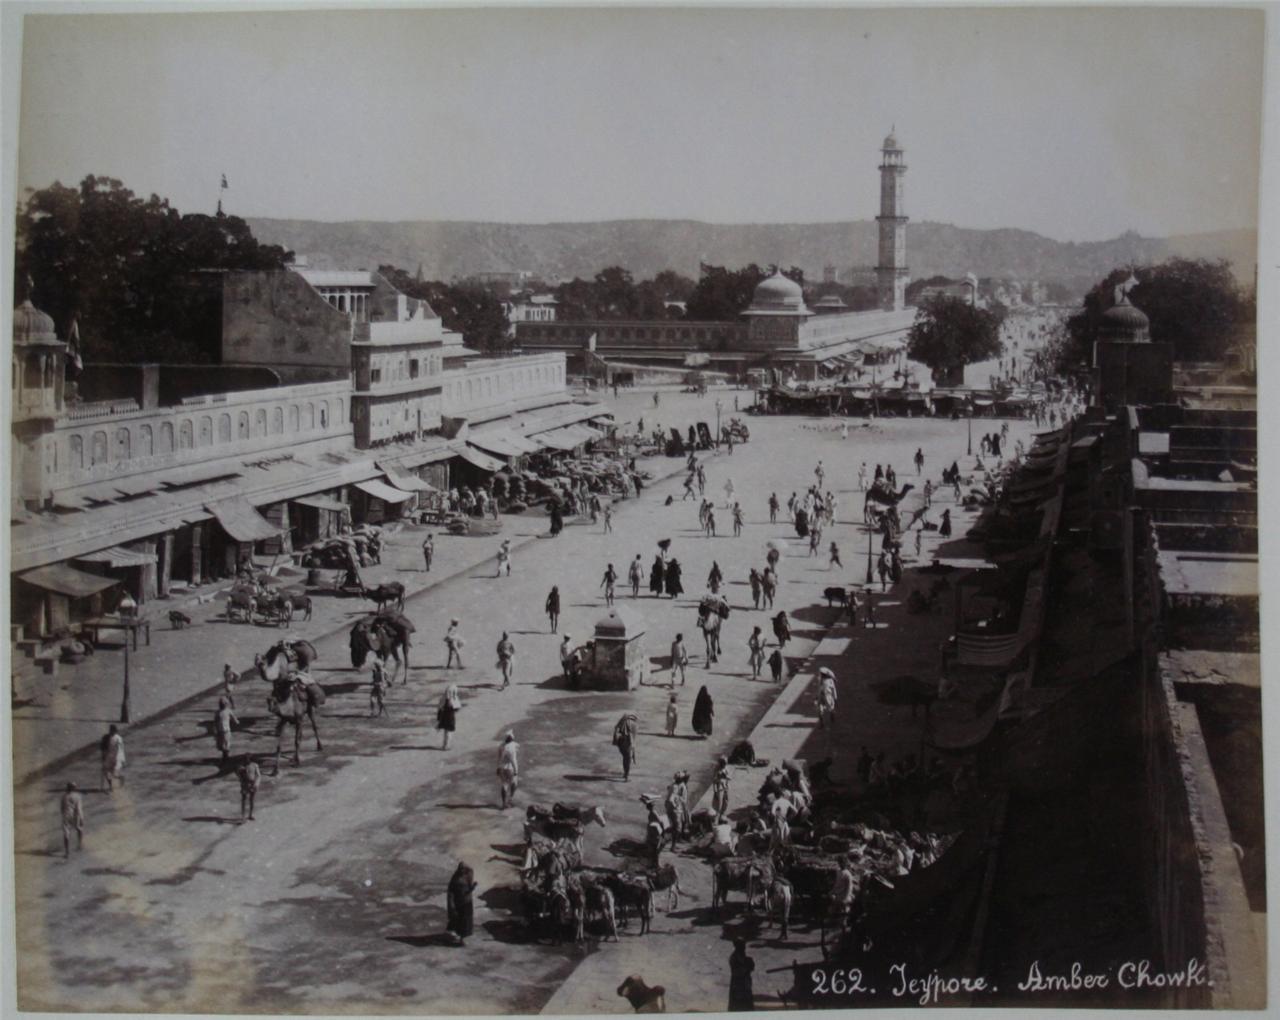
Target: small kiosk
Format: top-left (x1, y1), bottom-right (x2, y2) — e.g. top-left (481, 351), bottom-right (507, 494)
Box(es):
top-left (585, 606), bottom-right (648, 691)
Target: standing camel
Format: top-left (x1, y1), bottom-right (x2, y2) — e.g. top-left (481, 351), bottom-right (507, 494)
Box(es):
top-left (266, 674), bottom-right (326, 774)
top-left (350, 614), bottom-right (415, 683)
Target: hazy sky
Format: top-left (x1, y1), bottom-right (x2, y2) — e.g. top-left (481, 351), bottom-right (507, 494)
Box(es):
top-left (15, 6), bottom-right (1265, 242)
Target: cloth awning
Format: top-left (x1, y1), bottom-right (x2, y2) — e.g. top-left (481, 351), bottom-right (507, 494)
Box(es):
top-left (468, 432), bottom-right (524, 458)
top-left (205, 497), bottom-right (285, 543)
top-left (293, 494), bottom-right (351, 514)
top-left (377, 462), bottom-right (439, 493)
top-left (76, 545), bottom-right (158, 568)
top-left (20, 563), bottom-right (120, 598)
top-left (538, 428), bottom-right (582, 452)
top-left (455, 446), bottom-right (505, 472)
top-left (576, 425), bottom-right (605, 440)
top-left (354, 478), bottom-right (416, 504)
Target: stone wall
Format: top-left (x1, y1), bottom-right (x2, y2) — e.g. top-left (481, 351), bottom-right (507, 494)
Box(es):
top-left (221, 270), bottom-right (353, 379)
top-left (51, 379), bottom-right (353, 493)
top-left (441, 353), bottom-right (567, 422)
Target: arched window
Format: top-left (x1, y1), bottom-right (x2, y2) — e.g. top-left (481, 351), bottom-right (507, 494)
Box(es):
top-left (254, 408), bottom-right (267, 436)
top-left (303, 403), bottom-right (314, 429)
top-left (289, 405), bottom-right (300, 432)
top-left (219, 413), bottom-right (231, 443)
top-left (320, 401), bottom-right (329, 428)
top-left (139, 425), bottom-right (153, 457)
top-left (91, 431), bottom-right (108, 466)
top-left (114, 427), bottom-right (131, 461)
top-left (272, 407), bottom-right (283, 434)
top-left (238, 411), bottom-right (250, 439)
top-left (179, 419), bottom-right (193, 449)
top-left (70, 435), bottom-right (84, 469)
top-left (198, 416), bottom-right (213, 446)
top-left (159, 422), bottom-right (174, 454)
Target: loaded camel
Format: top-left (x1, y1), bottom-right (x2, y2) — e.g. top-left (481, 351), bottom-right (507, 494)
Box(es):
top-left (349, 613), bottom-right (415, 682)
top-left (863, 481), bottom-right (914, 523)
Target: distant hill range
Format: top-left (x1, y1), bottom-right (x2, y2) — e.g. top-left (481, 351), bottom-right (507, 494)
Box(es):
top-left (246, 217), bottom-right (1257, 296)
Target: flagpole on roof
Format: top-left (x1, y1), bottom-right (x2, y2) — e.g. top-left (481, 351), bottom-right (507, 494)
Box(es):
top-left (217, 173), bottom-right (228, 216)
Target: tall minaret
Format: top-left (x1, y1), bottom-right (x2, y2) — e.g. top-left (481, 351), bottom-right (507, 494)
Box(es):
top-left (875, 128), bottom-right (908, 311)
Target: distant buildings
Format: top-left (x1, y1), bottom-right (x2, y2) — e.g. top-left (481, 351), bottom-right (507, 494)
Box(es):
top-left (514, 134), bottom-right (916, 381)
top-left (9, 267), bottom-right (601, 639)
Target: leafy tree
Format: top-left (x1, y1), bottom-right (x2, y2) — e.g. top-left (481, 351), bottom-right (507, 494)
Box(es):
top-left (907, 295), bottom-right (1005, 385)
top-left (15, 176), bottom-right (291, 363)
top-left (378, 264), bottom-right (512, 354)
top-left (1055, 258), bottom-right (1252, 374)
top-left (904, 275), bottom-right (955, 305)
top-left (685, 263), bottom-right (804, 321)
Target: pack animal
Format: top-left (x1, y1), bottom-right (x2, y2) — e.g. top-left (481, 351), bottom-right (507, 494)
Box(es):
top-left (617, 975), bottom-right (666, 1013)
top-left (349, 614), bottom-right (413, 682)
top-left (168, 610), bottom-right (193, 629)
top-left (711, 856), bottom-right (773, 916)
top-left (361, 582), bottom-right (405, 613)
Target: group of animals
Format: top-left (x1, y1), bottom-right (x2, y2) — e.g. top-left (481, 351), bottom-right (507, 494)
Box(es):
top-left (520, 803), bottom-right (683, 944)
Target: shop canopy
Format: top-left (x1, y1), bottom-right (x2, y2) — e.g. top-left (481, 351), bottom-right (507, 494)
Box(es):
top-left (292, 494), bottom-right (351, 514)
top-left (536, 428), bottom-right (582, 452)
top-left (468, 432), bottom-right (529, 459)
top-left (455, 446), bottom-right (506, 472)
top-left (20, 563), bottom-right (120, 598)
top-left (205, 497), bottom-right (285, 543)
top-left (77, 545), bottom-right (158, 568)
top-left (377, 462), bottom-right (439, 492)
top-left (353, 478), bottom-right (416, 504)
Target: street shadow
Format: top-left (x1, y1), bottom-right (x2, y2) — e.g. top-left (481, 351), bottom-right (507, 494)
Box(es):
top-left (510, 629), bottom-right (547, 636)
top-left (182, 815), bottom-right (241, 825)
top-left (639, 731), bottom-right (704, 741)
top-left (321, 682), bottom-right (365, 696)
top-left (563, 773), bottom-right (612, 783)
top-left (436, 802), bottom-right (495, 810)
top-left (389, 745), bottom-right (444, 752)
top-left (386, 933), bottom-right (459, 948)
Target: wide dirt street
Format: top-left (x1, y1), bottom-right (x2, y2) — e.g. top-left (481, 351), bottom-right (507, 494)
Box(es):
top-left (12, 387), bottom-right (1034, 1014)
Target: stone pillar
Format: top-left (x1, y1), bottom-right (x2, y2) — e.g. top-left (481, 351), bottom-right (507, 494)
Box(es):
top-left (139, 539), bottom-right (159, 603)
top-left (190, 524), bottom-right (204, 586)
top-left (158, 532), bottom-right (174, 597)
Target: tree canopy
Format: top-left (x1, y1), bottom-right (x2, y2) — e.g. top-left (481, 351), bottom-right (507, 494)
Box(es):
top-left (552, 266), bottom-right (695, 321)
top-left (1056, 258), bottom-right (1253, 373)
top-left (377, 266), bottom-right (512, 354)
top-left (906, 295), bottom-right (1005, 385)
top-left (684, 263), bottom-right (804, 321)
top-left (15, 176), bottom-right (292, 363)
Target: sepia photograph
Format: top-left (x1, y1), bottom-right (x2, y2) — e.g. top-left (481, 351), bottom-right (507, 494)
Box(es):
top-left (2, 3), bottom-right (1272, 1015)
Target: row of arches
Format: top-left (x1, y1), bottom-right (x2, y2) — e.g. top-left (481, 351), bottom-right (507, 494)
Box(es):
top-left (63, 397), bottom-right (345, 471)
top-left (447, 362), bottom-right (564, 408)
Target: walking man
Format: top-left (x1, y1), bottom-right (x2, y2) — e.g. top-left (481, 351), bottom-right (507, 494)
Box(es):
top-left (914, 447), bottom-right (925, 475)
top-left (369, 658), bottom-right (388, 717)
top-left (748, 626), bottom-right (765, 678)
top-left (603, 503), bottom-right (613, 533)
top-left (60, 782), bottom-right (85, 858)
top-left (817, 668), bottom-right (838, 730)
top-left (238, 757), bottom-right (261, 822)
top-left (732, 503), bottom-right (744, 537)
top-left (829, 541), bottom-right (843, 569)
top-left (768, 492), bottom-right (779, 524)
top-left (445, 619), bottom-right (465, 669)
top-left (222, 663), bottom-right (239, 710)
top-left (495, 539), bottom-right (512, 577)
top-left (497, 731), bottom-right (520, 809)
top-left (100, 724), bottom-right (125, 793)
top-left (545, 585), bottom-right (561, 632)
top-left (629, 555), bottom-right (644, 598)
top-left (877, 549), bottom-right (890, 591)
top-left (683, 473), bottom-right (697, 501)
top-left (422, 533), bottom-right (434, 571)
top-left (671, 632), bottom-right (689, 686)
top-left (600, 563), bottom-right (618, 606)
top-left (496, 632), bottom-right (515, 689)
top-left (749, 567), bottom-right (762, 609)
top-left (768, 646), bottom-right (785, 685)
top-left (214, 697), bottom-right (239, 764)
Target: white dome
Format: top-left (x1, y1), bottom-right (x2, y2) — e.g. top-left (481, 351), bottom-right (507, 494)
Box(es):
top-left (747, 270), bottom-right (809, 316)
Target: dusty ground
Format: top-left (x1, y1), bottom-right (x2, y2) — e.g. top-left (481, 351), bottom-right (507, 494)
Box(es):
top-left (12, 386), bottom-right (1035, 1014)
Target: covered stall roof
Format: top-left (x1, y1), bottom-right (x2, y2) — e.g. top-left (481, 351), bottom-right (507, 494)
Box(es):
top-left (537, 428), bottom-right (582, 452)
top-left (76, 545), bottom-right (158, 568)
top-left (377, 462), bottom-right (439, 492)
top-left (205, 497), bottom-right (286, 542)
top-left (353, 478), bottom-right (415, 504)
top-left (455, 446), bottom-right (505, 472)
top-left (19, 563), bottom-right (120, 598)
top-left (468, 431), bottom-right (530, 458)
top-left (292, 494), bottom-right (351, 514)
